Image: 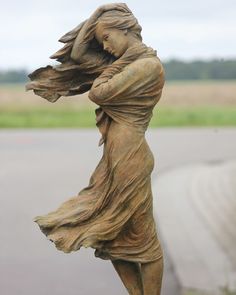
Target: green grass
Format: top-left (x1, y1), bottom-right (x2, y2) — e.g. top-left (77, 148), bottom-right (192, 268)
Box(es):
top-left (0, 108), bottom-right (94, 128)
top-left (0, 106), bottom-right (236, 128)
top-left (151, 106), bottom-right (236, 127)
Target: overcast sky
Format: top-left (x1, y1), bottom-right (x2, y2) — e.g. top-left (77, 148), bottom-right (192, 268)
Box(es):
top-left (1, 0), bottom-right (236, 70)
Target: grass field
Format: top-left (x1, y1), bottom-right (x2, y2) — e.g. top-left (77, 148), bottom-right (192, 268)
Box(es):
top-left (0, 81), bottom-right (235, 127)
top-left (0, 106), bottom-right (235, 128)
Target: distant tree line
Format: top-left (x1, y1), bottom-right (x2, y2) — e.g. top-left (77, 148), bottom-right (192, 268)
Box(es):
top-left (0, 59), bottom-right (236, 83)
top-left (164, 59), bottom-right (236, 80)
top-left (0, 69), bottom-right (28, 83)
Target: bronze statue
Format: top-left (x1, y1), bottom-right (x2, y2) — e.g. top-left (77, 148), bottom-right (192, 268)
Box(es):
top-left (26, 3), bottom-right (165, 294)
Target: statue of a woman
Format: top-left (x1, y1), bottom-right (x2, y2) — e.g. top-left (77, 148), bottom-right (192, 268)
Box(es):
top-left (27, 3), bottom-right (165, 295)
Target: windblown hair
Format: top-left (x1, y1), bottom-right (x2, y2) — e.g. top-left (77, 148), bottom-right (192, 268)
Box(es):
top-left (86, 10), bottom-right (142, 42)
top-left (52, 5), bottom-right (142, 63)
top-left (26, 3), bottom-right (144, 102)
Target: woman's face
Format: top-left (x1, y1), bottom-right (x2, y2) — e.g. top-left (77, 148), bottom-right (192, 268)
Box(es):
top-left (95, 23), bottom-right (129, 58)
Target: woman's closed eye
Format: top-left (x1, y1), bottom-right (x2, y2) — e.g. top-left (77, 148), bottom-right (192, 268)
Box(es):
top-left (103, 34), bottom-right (109, 41)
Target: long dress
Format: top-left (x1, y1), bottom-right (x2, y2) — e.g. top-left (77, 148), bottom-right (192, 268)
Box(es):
top-left (34, 52), bottom-right (165, 263)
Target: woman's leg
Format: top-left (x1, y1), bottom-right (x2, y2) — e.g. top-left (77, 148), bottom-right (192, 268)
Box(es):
top-left (111, 260), bottom-right (143, 295)
top-left (141, 256), bottom-right (163, 295)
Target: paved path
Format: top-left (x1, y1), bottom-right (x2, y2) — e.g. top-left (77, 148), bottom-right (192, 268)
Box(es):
top-left (153, 161), bottom-right (236, 294)
top-left (0, 128), bottom-right (236, 295)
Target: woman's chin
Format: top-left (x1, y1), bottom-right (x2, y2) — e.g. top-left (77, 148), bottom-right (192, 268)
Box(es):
top-left (109, 50), bottom-right (117, 57)
top-left (113, 51), bottom-right (124, 58)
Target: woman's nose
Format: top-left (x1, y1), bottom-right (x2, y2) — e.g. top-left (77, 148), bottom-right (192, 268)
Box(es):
top-left (103, 43), bottom-right (110, 52)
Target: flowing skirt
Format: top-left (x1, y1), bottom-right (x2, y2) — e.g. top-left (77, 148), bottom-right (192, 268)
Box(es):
top-left (34, 121), bottom-right (163, 263)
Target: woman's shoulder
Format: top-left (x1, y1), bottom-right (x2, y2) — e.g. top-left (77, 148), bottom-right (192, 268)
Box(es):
top-left (129, 57), bottom-right (163, 77)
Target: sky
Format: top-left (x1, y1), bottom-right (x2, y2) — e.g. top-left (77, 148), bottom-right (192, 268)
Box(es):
top-left (1, 0), bottom-right (236, 70)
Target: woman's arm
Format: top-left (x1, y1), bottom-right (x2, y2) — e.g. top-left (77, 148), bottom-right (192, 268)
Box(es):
top-left (89, 60), bottom-right (144, 103)
top-left (70, 27), bottom-right (99, 63)
top-left (70, 5), bottom-right (106, 63)
top-left (89, 58), bottom-right (161, 104)
top-left (70, 22), bottom-right (94, 63)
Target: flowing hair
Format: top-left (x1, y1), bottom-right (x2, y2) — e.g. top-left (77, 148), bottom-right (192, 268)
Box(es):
top-left (26, 3), bottom-right (143, 102)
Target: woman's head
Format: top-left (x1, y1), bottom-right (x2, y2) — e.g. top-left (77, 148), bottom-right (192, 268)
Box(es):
top-left (95, 24), bottom-right (130, 58)
top-left (94, 9), bottom-right (142, 58)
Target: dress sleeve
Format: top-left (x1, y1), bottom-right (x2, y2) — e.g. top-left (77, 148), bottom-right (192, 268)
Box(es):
top-left (88, 59), bottom-right (155, 104)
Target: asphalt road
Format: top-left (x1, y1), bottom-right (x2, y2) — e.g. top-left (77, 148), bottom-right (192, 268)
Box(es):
top-left (1, 128), bottom-right (235, 295)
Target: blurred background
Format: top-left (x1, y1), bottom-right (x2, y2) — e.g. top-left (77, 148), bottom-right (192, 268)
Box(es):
top-left (0, 1), bottom-right (236, 295)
